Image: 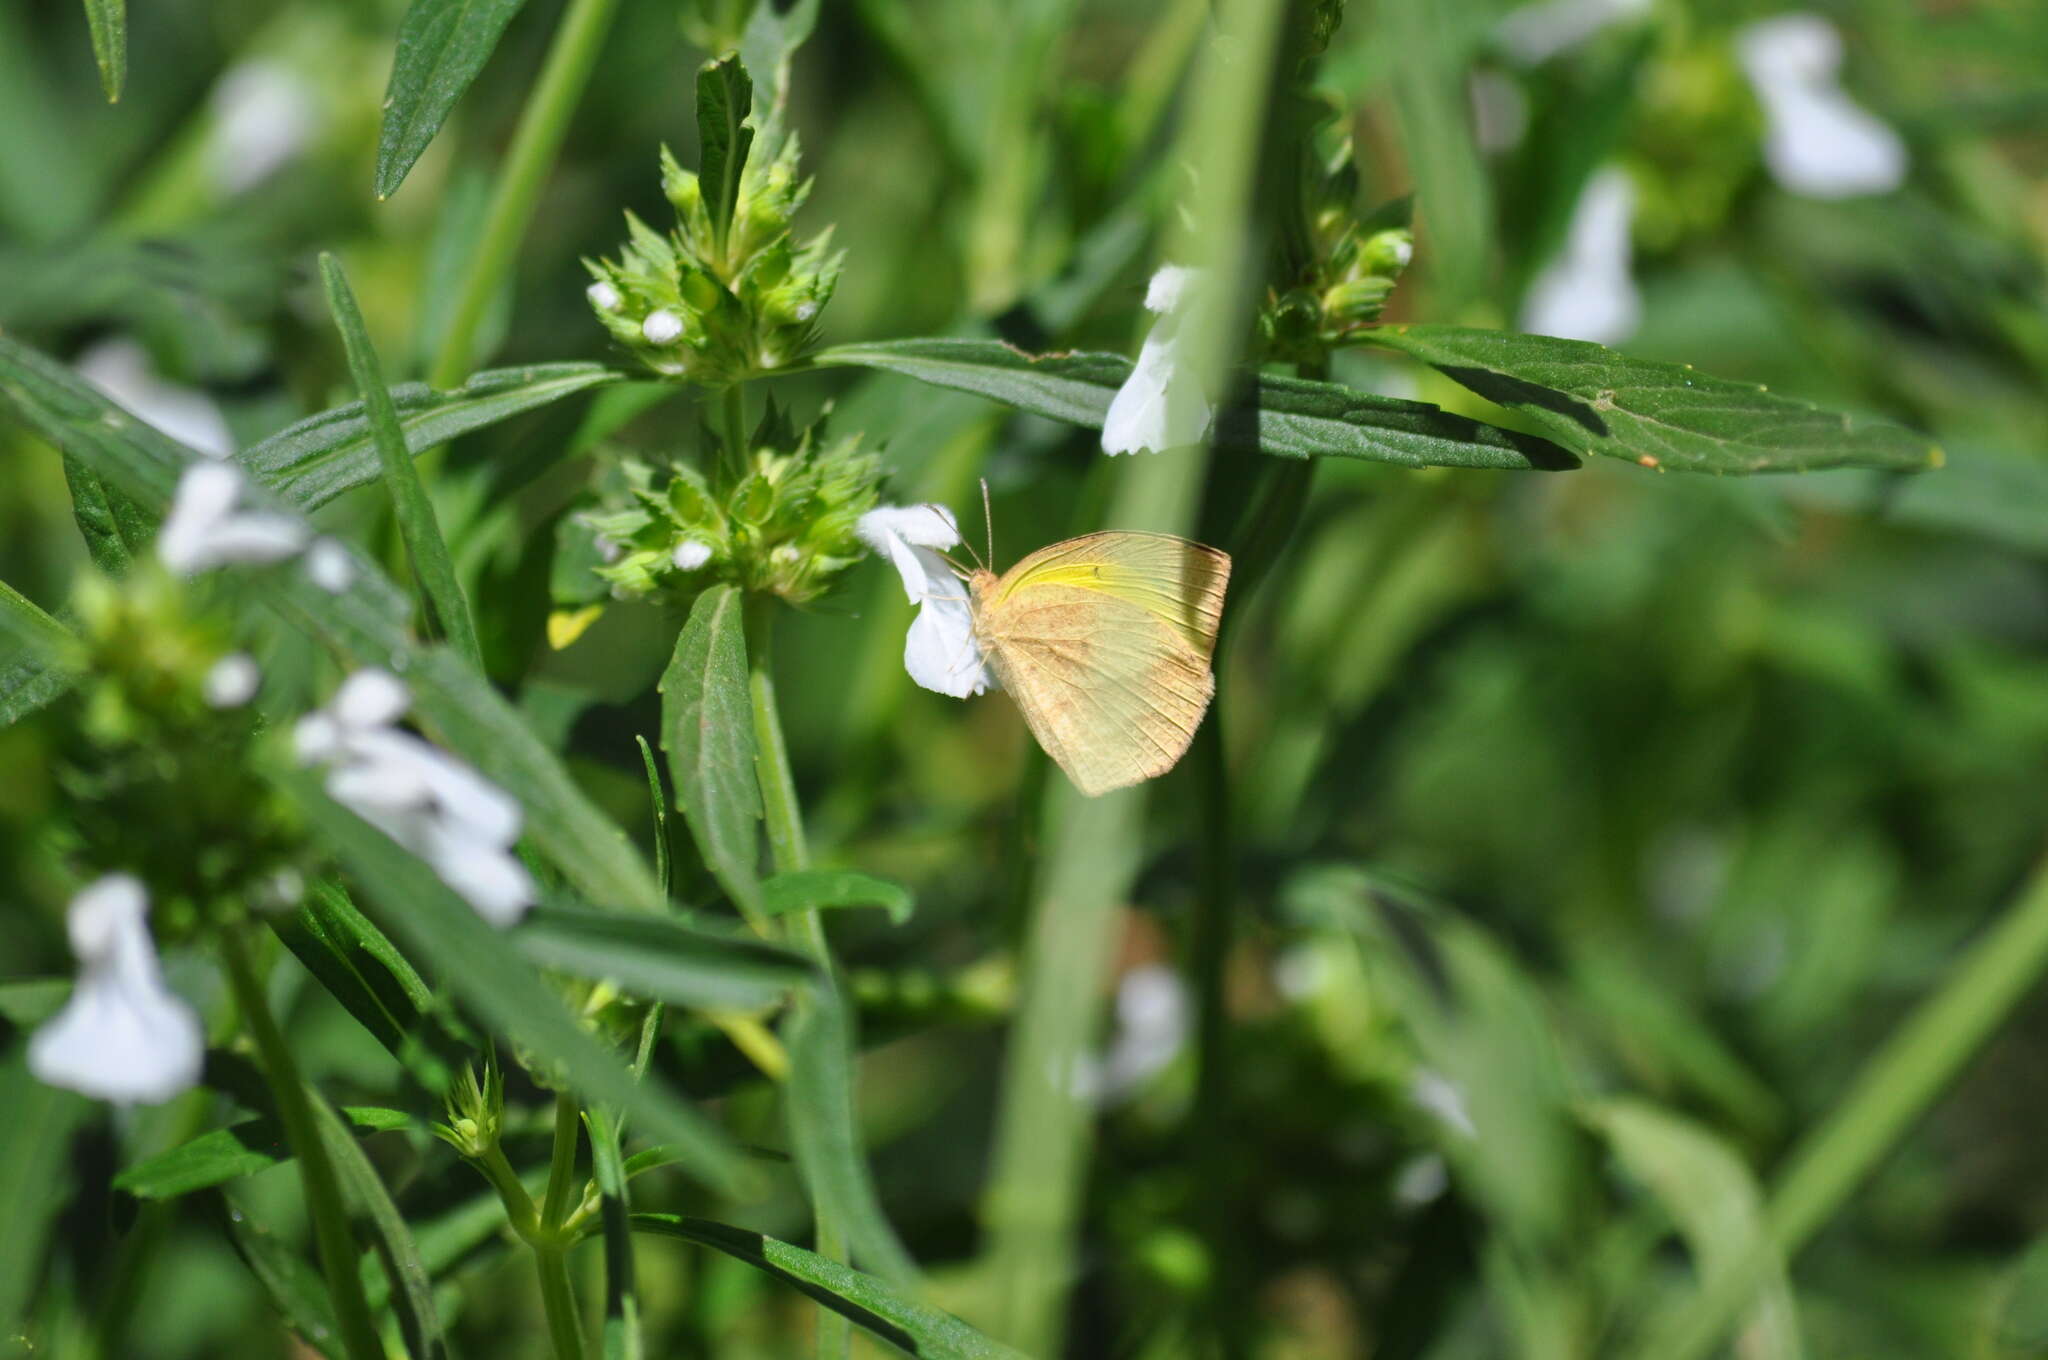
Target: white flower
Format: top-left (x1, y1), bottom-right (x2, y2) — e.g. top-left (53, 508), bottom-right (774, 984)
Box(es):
top-left (77, 338), bottom-right (235, 460)
top-left (641, 310), bottom-right (685, 345)
top-left (857, 505), bottom-right (995, 699)
top-left (1411, 1068), bottom-right (1477, 1139)
top-left (1738, 14), bottom-right (1906, 200)
top-left (296, 670), bottom-right (535, 926)
top-left (207, 62), bottom-right (317, 195)
top-left (1494, 0), bottom-right (1650, 66)
top-left (305, 538), bottom-right (356, 593)
top-left (29, 876), bottom-right (204, 1105)
top-left (203, 653), bottom-right (261, 709)
top-left (1101, 265), bottom-right (1213, 456)
top-left (586, 281), bottom-right (622, 311)
top-left (672, 539), bottom-right (712, 571)
top-left (1073, 965), bottom-right (1189, 1105)
top-left (1520, 166), bottom-right (1641, 344)
top-left (157, 462), bottom-right (310, 575)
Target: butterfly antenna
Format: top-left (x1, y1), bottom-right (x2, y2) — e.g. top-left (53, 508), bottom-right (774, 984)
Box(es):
top-left (981, 478), bottom-right (996, 569)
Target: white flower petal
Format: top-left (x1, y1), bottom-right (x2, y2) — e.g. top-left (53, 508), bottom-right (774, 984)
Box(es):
top-left (207, 62), bottom-right (317, 195)
top-left (421, 822), bottom-right (535, 926)
top-left (327, 751), bottom-right (435, 821)
top-left (903, 586), bottom-right (995, 699)
top-left (157, 462), bottom-right (244, 573)
top-left (1101, 323), bottom-right (1212, 455)
top-left (672, 539), bottom-right (712, 570)
top-left (347, 729), bottom-right (523, 847)
top-left (1739, 14), bottom-right (1906, 200)
top-left (1143, 264), bottom-right (1198, 314)
top-left (29, 876), bottom-right (204, 1105)
top-left (1519, 166), bottom-right (1641, 344)
top-left (1495, 0), bottom-right (1650, 66)
top-left (857, 504), bottom-right (962, 553)
top-left (586, 281), bottom-right (622, 311)
top-left (642, 310), bottom-right (685, 344)
top-left (197, 513), bottom-right (311, 566)
top-left (77, 339), bottom-right (235, 460)
top-left (332, 668), bottom-right (410, 731)
top-left (305, 538), bottom-right (356, 593)
top-left (203, 653), bottom-right (261, 709)
top-left (293, 712), bottom-right (342, 764)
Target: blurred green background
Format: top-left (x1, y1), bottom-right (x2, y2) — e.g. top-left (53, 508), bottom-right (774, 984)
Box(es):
top-left (4, 0), bottom-right (2048, 1355)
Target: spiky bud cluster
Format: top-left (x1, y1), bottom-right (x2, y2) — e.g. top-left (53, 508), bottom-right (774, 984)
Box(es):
top-left (1260, 138), bottom-right (1414, 366)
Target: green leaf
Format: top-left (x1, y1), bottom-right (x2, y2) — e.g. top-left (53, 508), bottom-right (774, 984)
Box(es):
top-left (375, 0), bottom-right (530, 199)
top-left (635, 733), bottom-right (671, 899)
top-left (285, 772), bottom-right (759, 1200)
top-left (1994, 1233), bottom-right (2048, 1351)
top-left (0, 977), bottom-right (70, 1027)
top-left (660, 585), bottom-right (766, 922)
top-left (583, 1105), bottom-right (641, 1360)
top-left (697, 55), bottom-right (756, 253)
top-left (215, 1192), bottom-right (347, 1360)
top-left (61, 452), bottom-right (151, 572)
top-left (320, 253), bottom-right (482, 671)
top-left (812, 339), bottom-right (1576, 471)
top-left (1587, 1098), bottom-right (1802, 1360)
top-left (739, 0), bottom-right (818, 142)
top-left (0, 332), bottom-right (665, 916)
top-left (115, 1108), bottom-right (413, 1201)
top-left (763, 870), bottom-right (913, 926)
top-left (81, 0), bottom-right (125, 102)
top-left (0, 578), bottom-right (78, 728)
top-left (0, 1053), bottom-right (90, 1333)
top-left (240, 363), bottom-right (620, 512)
top-left (310, 1093), bottom-right (445, 1360)
top-left (784, 989), bottom-right (922, 1286)
top-left (514, 903), bottom-right (813, 1012)
top-left (622, 1215), bottom-right (1026, 1359)
top-left (1362, 324), bottom-right (1942, 474)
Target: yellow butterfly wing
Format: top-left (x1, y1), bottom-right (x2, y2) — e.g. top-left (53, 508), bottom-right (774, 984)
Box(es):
top-left (973, 532), bottom-right (1231, 797)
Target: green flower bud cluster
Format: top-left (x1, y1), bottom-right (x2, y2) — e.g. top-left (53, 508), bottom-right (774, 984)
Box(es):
top-left (1260, 139), bottom-right (1414, 366)
top-left (584, 129), bottom-right (842, 385)
top-left (432, 1058), bottom-right (506, 1160)
top-left (571, 406), bottom-right (881, 608)
top-left (52, 570), bottom-right (304, 937)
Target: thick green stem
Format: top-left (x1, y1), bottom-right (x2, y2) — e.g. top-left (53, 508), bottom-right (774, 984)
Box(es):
top-left (536, 1246), bottom-right (586, 1360)
top-left (219, 928), bottom-right (384, 1360)
top-left (426, 0), bottom-right (624, 387)
top-left (742, 597), bottom-right (850, 1359)
top-left (1648, 854), bottom-right (2048, 1360)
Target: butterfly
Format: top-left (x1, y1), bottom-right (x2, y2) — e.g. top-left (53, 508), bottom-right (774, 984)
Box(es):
top-left (859, 504), bottom-right (1231, 797)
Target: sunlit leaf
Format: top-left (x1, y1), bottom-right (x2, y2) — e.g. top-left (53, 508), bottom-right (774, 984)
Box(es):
top-left (375, 0), bottom-right (530, 199)
top-left (763, 870), bottom-right (914, 926)
top-left (660, 584), bottom-right (766, 921)
top-left (514, 903), bottom-right (813, 1012)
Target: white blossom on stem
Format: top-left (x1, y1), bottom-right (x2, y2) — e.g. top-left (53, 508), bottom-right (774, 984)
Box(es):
top-left (1738, 14), bottom-right (1906, 200)
top-left (1101, 265), bottom-right (1213, 456)
top-left (157, 463), bottom-right (310, 575)
top-left (29, 875), bottom-right (204, 1105)
top-left (856, 505), bottom-right (995, 700)
top-left (1520, 166), bottom-right (1641, 344)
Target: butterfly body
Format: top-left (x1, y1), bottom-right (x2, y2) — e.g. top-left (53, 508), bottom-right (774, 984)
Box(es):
top-left (965, 532), bottom-right (1231, 797)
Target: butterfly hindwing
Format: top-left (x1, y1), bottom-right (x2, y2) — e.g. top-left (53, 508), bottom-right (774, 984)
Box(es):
top-left (974, 532), bottom-right (1230, 796)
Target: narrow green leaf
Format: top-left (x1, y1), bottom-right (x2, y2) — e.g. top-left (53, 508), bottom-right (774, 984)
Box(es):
top-left (784, 989), bottom-right (921, 1286)
top-left (320, 253), bottom-right (482, 670)
top-left (0, 332), bottom-right (665, 915)
top-left (376, 0), bottom-right (531, 199)
top-left (659, 585), bottom-right (766, 922)
top-left (763, 870), bottom-right (913, 926)
top-left (738, 0), bottom-right (819, 142)
top-left (583, 1105), bottom-right (642, 1360)
top-left (286, 773), bottom-right (759, 1200)
top-left (625, 1216), bottom-right (1024, 1359)
top-left (0, 579), bottom-right (79, 727)
top-left (310, 1093), bottom-right (445, 1360)
top-left (81, 0), bottom-right (125, 102)
top-left (635, 734), bottom-right (671, 899)
top-left (241, 363), bottom-right (621, 512)
top-left (812, 338), bottom-right (1577, 471)
top-left (514, 903), bottom-right (813, 1012)
top-left (115, 1108), bottom-right (413, 1202)
top-left (697, 55), bottom-right (756, 253)
top-left (1363, 324), bottom-right (1942, 474)
top-left (60, 453), bottom-right (151, 572)
top-left (0, 1054), bottom-right (90, 1332)
top-left (214, 1192), bottom-right (348, 1360)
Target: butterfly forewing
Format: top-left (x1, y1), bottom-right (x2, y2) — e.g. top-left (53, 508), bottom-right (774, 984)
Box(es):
top-left (974, 532), bottom-right (1230, 796)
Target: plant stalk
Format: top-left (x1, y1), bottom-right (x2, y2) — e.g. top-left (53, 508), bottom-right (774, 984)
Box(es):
top-left (426, 0), bottom-right (624, 387)
top-left (219, 926), bottom-right (385, 1360)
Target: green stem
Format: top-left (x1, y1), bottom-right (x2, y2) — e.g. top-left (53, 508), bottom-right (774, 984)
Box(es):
top-left (425, 0), bottom-right (624, 387)
top-left (536, 1247), bottom-right (586, 1360)
top-left (531, 1091), bottom-right (589, 1359)
top-left (543, 1090), bottom-right (585, 1232)
top-left (219, 927), bottom-right (384, 1360)
top-left (721, 384), bottom-right (749, 482)
top-left (1650, 854), bottom-right (2048, 1360)
top-left (742, 596), bottom-right (850, 1359)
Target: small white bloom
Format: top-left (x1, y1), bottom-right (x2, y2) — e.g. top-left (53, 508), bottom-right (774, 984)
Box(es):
top-left (418, 820), bottom-right (536, 928)
top-left (1411, 1068), bottom-right (1477, 1139)
top-left (1102, 265), bottom-right (1213, 456)
top-left (586, 281), bottom-right (622, 311)
top-left (28, 876), bottom-right (204, 1105)
top-left (1495, 0), bottom-right (1650, 66)
top-left (856, 505), bottom-right (996, 699)
top-left (305, 538), bottom-right (356, 593)
top-left (1520, 166), bottom-right (1641, 344)
top-left (794, 300), bottom-right (819, 322)
top-left (77, 339), bottom-right (235, 459)
top-left (1088, 965), bottom-right (1189, 1104)
top-left (1738, 14), bottom-right (1906, 199)
top-left (207, 62), bottom-right (317, 195)
top-left (203, 653), bottom-right (261, 709)
top-left (641, 310), bottom-right (685, 345)
top-left (332, 668), bottom-right (410, 731)
top-left (672, 539), bottom-right (712, 571)
top-left (156, 462), bottom-right (310, 574)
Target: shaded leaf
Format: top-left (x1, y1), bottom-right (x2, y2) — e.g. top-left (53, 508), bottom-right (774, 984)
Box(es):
top-left (241, 363), bottom-right (620, 512)
top-left (375, 0), bottom-right (530, 199)
top-left (214, 1192), bottom-right (347, 1360)
top-left (61, 453), bottom-right (150, 572)
top-left (813, 339), bottom-right (1576, 471)
top-left (697, 55), bottom-right (755, 250)
top-left (1363, 324), bottom-right (1941, 474)
top-left (739, 0), bottom-right (819, 142)
top-left (0, 978), bottom-right (69, 1027)
top-left (0, 1054), bottom-right (89, 1333)
top-left (514, 903), bottom-right (813, 1011)
top-left (310, 1093), bottom-right (445, 1360)
top-left (624, 1215), bottom-right (1026, 1359)
top-left (660, 585), bottom-right (766, 920)
top-left (0, 578), bottom-right (77, 728)
top-left (115, 1107), bottom-right (412, 1202)
top-left (763, 870), bottom-right (913, 926)
top-left (81, 0), bottom-right (125, 103)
